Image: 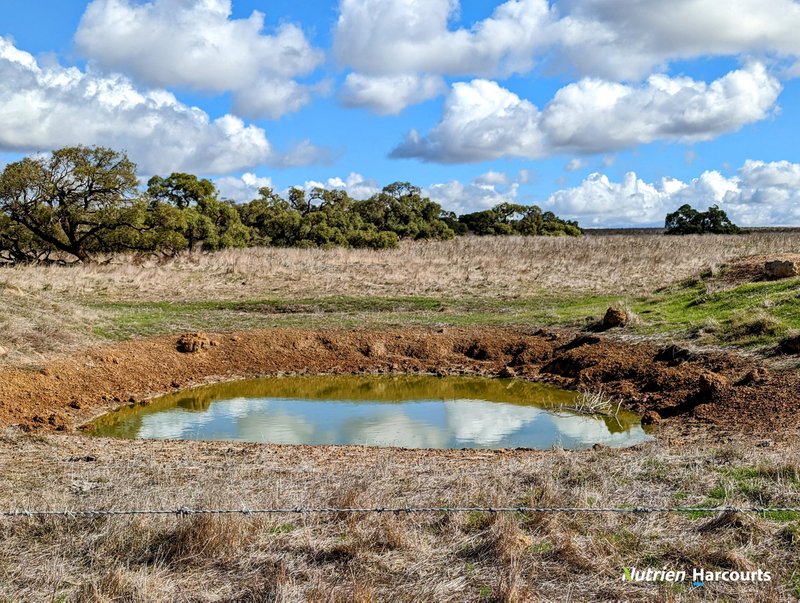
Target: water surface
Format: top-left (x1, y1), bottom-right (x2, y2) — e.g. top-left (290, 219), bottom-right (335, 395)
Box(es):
top-left (91, 375), bottom-right (650, 449)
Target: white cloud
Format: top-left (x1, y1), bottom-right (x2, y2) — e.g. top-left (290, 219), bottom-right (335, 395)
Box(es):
top-left (302, 172), bottom-right (381, 200)
top-left (392, 79), bottom-right (544, 163)
top-left (425, 172), bottom-right (523, 214)
top-left (215, 173), bottom-right (274, 202)
top-left (565, 158), bottom-right (586, 172)
top-left (333, 0), bottom-right (560, 112)
top-left (334, 0), bottom-right (555, 78)
top-left (544, 160), bottom-right (800, 227)
top-left (340, 73), bottom-right (447, 114)
top-left (232, 79), bottom-right (316, 120)
top-left (0, 37), bottom-right (332, 175)
top-left (392, 64), bottom-right (781, 163)
top-left (274, 140), bottom-right (338, 169)
top-left (556, 0), bottom-right (800, 80)
top-left (75, 0), bottom-right (324, 119)
top-left (334, 0), bottom-right (800, 86)
top-left (474, 170), bottom-right (510, 186)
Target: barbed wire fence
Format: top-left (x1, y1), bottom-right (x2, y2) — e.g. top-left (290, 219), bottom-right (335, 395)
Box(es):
top-left (3, 506), bottom-right (800, 519)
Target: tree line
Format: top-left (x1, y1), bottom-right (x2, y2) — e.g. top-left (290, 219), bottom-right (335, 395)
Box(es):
top-left (0, 146), bottom-right (584, 263)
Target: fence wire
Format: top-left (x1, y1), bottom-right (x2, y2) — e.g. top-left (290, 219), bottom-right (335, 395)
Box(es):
top-left (2, 506), bottom-right (800, 518)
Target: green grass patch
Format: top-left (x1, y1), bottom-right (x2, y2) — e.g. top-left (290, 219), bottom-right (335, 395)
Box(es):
top-left (631, 277), bottom-right (800, 347)
top-left (687, 465), bottom-right (800, 521)
top-left (84, 273), bottom-right (799, 353)
top-left (86, 293), bottom-right (619, 341)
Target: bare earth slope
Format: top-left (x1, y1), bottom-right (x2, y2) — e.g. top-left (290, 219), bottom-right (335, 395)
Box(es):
top-left (1, 326), bottom-right (798, 440)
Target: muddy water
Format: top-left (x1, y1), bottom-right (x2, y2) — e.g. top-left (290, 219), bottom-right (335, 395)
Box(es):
top-left (91, 376), bottom-right (650, 449)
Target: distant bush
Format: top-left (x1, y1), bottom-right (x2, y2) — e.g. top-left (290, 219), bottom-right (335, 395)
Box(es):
top-left (665, 204), bottom-right (741, 235)
top-left (459, 203), bottom-right (582, 237)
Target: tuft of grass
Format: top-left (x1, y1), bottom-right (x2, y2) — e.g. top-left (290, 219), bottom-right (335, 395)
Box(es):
top-left (561, 388), bottom-right (621, 418)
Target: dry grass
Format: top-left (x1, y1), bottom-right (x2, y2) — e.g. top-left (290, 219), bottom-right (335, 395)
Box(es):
top-left (1, 431), bottom-right (799, 601)
top-left (2, 233), bottom-right (798, 366)
top-left (566, 388), bottom-right (622, 418)
top-left (3, 233), bottom-right (799, 303)
top-left (3, 234), bottom-right (800, 601)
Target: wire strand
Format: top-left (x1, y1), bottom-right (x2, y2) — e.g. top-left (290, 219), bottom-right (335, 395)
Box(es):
top-left (2, 506), bottom-right (799, 518)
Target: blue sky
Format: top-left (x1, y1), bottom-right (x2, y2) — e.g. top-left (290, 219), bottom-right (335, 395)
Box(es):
top-left (1, 0), bottom-right (799, 226)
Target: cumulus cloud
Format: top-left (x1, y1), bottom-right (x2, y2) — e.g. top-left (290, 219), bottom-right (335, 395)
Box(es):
top-left (0, 37), bottom-right (331, 175)
top-left (334, 0), bottom-right (554, 78)
top-left (301, 172), bottom-right (381, 200)
top-left (333, 0), bottom-right (561, 112)
top-left (392, 64), bottom-right (781, 163)
top-left (273, 140), bottom-right (338, 169)
top-left (215, 173), bottom-right (274, 202)
top-left (545, 160), bottom-right (800, 227)
top-left (335, 0), bottom-right (800, 86)
top-left (340, 73), bottom-right (447, 114)
top-left (425, 171), bottom-right (522, 214)
top-left (556, 0), bottom-right (800, 80)
top-left (232, 80), bottom-right (317, 120)
top-left (474, 170), bottom-right (510, 186)
top-left (75, 0), bottom-right (324, 118)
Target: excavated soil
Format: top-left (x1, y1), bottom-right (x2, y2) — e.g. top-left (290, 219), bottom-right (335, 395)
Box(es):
top-left (1, 327), bottom-right (798, 442)
top-left (713, 252), bottom-right (800, 289)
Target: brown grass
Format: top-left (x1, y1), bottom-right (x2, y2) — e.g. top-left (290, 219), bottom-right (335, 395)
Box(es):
top-left (3, 233), bottom-right (799, 302)
top-left (2, 234), bottom-right (800, 600)
top-left (2, 431), bottom-right (799, 601)
top-left (2, 233), bottom-right (798, 366)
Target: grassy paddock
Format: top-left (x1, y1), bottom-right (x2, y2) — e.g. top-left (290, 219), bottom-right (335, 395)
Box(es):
top-left (1, 234), bottom-right (800, 600)
top-left (2, 432), bottom-right (800, 602)
top-left (2, 233), bottom-right (800, 366)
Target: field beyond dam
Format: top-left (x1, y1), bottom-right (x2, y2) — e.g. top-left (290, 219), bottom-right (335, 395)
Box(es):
top-left (2, 233), bottom-right (800, 601)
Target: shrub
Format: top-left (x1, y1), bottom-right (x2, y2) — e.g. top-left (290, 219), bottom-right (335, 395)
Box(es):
top-left (459, 203), bottom-right (582, 237)
top-left (665, 204), bottom-right (741, 235)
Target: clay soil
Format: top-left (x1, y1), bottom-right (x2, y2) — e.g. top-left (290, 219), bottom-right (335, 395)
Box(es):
top-left (1, 326), bottom-right (798, 441)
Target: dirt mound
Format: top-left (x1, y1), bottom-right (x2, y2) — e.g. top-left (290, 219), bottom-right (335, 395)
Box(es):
top-left (0, 327), bottom-right (798, 439)
top-left (176, 333), bottom-right (214, 353)
top-left (601, 307), bottom-right (628, 330)
top-left (765, 259), bottom-right (798, 280)
top-left (715, 253), bottom-right (800, 288)
top-left (778, 334), bottom-right (800, 355)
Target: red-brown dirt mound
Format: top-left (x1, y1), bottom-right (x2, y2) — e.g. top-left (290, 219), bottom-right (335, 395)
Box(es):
top-left (0, 327), bottom-right (797, 440)
top-left (715, 253), bottom-right (800, 288)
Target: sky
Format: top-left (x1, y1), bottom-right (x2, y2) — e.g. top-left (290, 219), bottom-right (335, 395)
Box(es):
top-left (1, 0), bottom-right (800, 227)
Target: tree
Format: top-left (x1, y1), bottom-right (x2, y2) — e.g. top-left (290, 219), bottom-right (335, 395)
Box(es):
top-left (0, 146), bottom-right (141, 262)
top-left (0, 213), bottom-right (54, 263)
top-left (356, 183), bottom-right (455, 241)
top-left (665, 204), bottom-right (740, 235)
top-left (147, 172), bottom-right (249, 250)
top-left (700, 205), bottom-right (740, 234)
top-left (458, 203), bottom-right (582, 237)
top-left (238, 187), bottom-right (302, 247)
top-left (146, 173), bottom-right (215, 209)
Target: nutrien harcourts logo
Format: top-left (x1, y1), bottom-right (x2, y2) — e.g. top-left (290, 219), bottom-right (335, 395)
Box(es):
top-left (622, 567), bottom-right (772, 586)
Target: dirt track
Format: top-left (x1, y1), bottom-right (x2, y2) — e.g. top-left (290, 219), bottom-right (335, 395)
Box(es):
top-left (1, 327), bottom-right (798, 441)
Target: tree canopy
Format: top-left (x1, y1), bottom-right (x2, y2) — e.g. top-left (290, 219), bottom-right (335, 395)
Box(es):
top-left (665, 204), bottom-right (741, 235)
top-left (0, 146), bottom-right (141, 262)
top-left (458, 203), bottom-right (583, 237)
top-left (0, 146), bottom-right (584, 264)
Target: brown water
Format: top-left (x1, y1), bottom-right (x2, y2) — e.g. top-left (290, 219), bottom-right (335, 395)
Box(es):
top-left (91, 375), bottom-right (650, 449)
